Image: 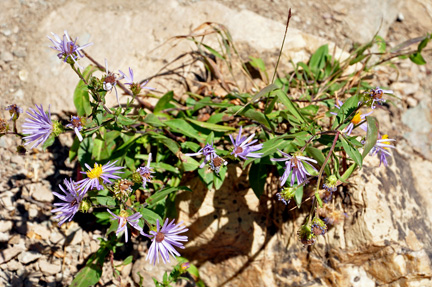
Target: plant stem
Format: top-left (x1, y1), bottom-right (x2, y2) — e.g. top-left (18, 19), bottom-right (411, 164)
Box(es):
top-left (316, 131), bottom-right (340, 192)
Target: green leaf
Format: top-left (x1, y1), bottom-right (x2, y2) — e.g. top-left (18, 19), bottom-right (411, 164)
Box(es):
top-left (94, 211), bottom-right (111, 225)
top-left (70, 264), bottom-right (102, 287)
top-left (341, 163), bottom-right (357, 181)
top-left (333, 94), bottom-right (359, 129)
top-left (214, 165), bottom-right (227, 190)
top-left (251, 83), bottom-right (279, 103)
top-left (95, 196), bottom-right (116, 206)
top-left (306, 147), bottom-right (330, 175)
top-left (309, 44), bottom-right (328, 70)
top-left (122, 255), bottom-right (133, 266)
top-left (362, 116), bottom-right (379, 158)
top-left (418, 34), bottom-right (430, 52)
top-left (42, 134), bottom-right (55, 150)
top-left (375, 35), bottom-right (387, 53)
top-left (139, 207), bottom-right (163, 225)
top-left (186, 118), bottom-right (235, 132)
top-left (276, 90), bottom-right (306, 123)
top-left (146, 186), bottom-right (191, 208)
top-left (116, 115), bottom-right (137, 126)
top-left (143, 113), bottom-right (166, 127)
top-left (340, 136), bottom-right (363, 167)
top-left (249, 162), bottom-right (267, 198)
top-left (409, 52), bottom-right (426, 65)
top-left (73, 66), bottom-right (97, 117)
top-left (150, 133), bottom-right (180, 155)
top-left (154, 91), bottom-right (174, 114)
top-left (69, 137), bottom-right (80, 162)
top-left (294, 186), bottom-right (304, 208)
top-left (165, 119), bottom-right (205, 142)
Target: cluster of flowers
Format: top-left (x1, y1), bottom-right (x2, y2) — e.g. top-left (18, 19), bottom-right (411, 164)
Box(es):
top-left (184, 126), bottom-right (264, 173)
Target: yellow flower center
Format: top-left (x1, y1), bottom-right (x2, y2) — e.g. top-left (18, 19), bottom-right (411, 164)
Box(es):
top-left (351, 112), bottom-right (362, 125)
top-left (86, 163), bottom-right (103, 179)
top-left (381, 134), bottom-right (391, 149)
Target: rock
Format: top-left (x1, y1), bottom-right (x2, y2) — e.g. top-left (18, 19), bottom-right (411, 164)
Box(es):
top-left (30, 182), bottom-right (54, 202)
top-left (38, 259), bottom-right (61, 276)
top-left (0, 246), bottom-right (24, 264)
top-left (28, 222), bottom-right (50, 241)
top-left (0, 220), bottom-right (13, 233)
top-left (49, 232), bottom-right (65, 245)
top-left (28, 206), bottom-right (38, 219)
top-left (0, 232), bottom-right (11, 242)
top-left (131, 257), bottom-right (177, 287)
top-left (65, 222), bottom-right (83, 246)
top-left (18, 251), bottom-right (42, 264)
top-left (12, 48), bottom-right (27, 58)
top-left (19, 69), bottom-right (28, 81)
top-left (397, 12), bottom-right (404, 22)
top-left (0, 51), bottom-right (13, 63)
top-left (391, 82), bottom-right (420, 96)
top-left (0, 191), bottom-right (15, 211)
top-left (7, 260), bottom-right (22, 271)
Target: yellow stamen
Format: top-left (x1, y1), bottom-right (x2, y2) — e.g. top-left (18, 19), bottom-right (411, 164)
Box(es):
top-left (381, 134), bottom-right (391, 149)
top-left (119, 210), bottom-right (129, 228)
top-left (351, 112), bottom-right (362, 125)
top-left (86, 163), bottom-right (103, 179)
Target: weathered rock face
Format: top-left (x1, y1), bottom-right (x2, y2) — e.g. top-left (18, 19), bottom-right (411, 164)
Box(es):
top-left (175, 149), bottom-right (432, 286)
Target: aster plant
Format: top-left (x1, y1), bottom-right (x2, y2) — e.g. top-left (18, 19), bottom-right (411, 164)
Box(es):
top-left (2, 24), bottom-right (428, 287)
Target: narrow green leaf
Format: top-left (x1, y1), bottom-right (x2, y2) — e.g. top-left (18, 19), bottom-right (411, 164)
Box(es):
top-left (139, 207), bottom-right (163, 225)
top-left (70, 265), bottom-right (102, 287)
top-left (276, 90), bottom-right (306, 123)
top-left (294, 186), bottom-right (304, 208)
top-left (306, 147), bottom-right (331, 175)
top-left (340, 136), bottom-right (363, 167)
top-left (251, 83), bottom-right (279, 103)
top-left (249, 162), bottom-right (267, 198)
top-left (341, 163), bottom-right (357, 181)
top-left (146, 186), bottom-right (191, 208)
top-left (309, 44), bottom-right (328, 70)
top-left (186, 118), bottom-right (235, 132)
top-left (143, 113), bottom-right (166, 127)
top-left (409, 52), bottom-right (426, 65)
top-left (73, 66), bottom-right (97, 117)
top-left (154, 91), bottom-right (174, 114)
top-left (333, 94), bottom-right (359, 129)
top-left (164, 119), bottom-right (205, 142)
top-left (362, 116), bottom-right (379, 158)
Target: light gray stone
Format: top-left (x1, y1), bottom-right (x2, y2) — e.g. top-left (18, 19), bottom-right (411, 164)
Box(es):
top-left (0, 246), bottom-right (24, 264)
top-left (0, 220), bottom-right (13, 233)
top-left (18, 251), bottom-right (42, 264)
top-left (49, 232), bottom-right (65, 245)
top-left (1, 51), bottom-right (13, 63)
top-left (12, 48), bottom-right (27, 58)
top-left (38, 259), bottom-right (61, 276)
top-left (30, 183), bottom-right (54, 202)
top-left (7, 259), bottom-right (22, 271)
top-left (0, 232), bottom-right (11, 242)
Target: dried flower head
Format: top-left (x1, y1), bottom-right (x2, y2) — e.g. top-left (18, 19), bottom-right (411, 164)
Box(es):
top-left (5, 104), bottom-right (23, 121)
top-left (209, 156), bottom-right (227, 174)
top-left (311, 217), bottom-right (327, 236)
top-left (317, 204), bottom-right (347, 225)
top-left (276, 186), bottom-right (296, 205)
top-left (297, 224), bottom-right (316, 246)
top-left (103, 59), bottom-right (123, 106)
top-left (369, 87), bottom-right (393, 109)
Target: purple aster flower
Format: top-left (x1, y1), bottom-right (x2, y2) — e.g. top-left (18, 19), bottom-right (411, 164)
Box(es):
top-left (22, 104), bottom-right (53, 148)
top-left (119, 67), bottom-right (156, 95)
top-left (107, 209), bottom-right (143, 243)
top-left (368, 87), bottom-right (393, 109)
top-left (103, 59), bottom-right (124, 106)
top-left (368, 134), bottom-right (395, 166)
top-left (52, 178), bottom-right (84, 226)
top-left (229, 126), bottom-right (263, 160)
top-left (47, 30), bottom-right (93, 69)
top-left (77, 161), bottom-right (124, 194)
top-left (5, 104), bottom-right (23, 121)
top-left (329, 100), bottom-right (343, 116)
top-left (136, 153), bottom-right (155, 189)
top-left (184, 143), bottom-right (217, 168)
top-left (343, 110), bottom-right (372, 135)
top-left (271, 150), bottom-right (317, 187)
top-left (65, 116), bottom-right (84, 142)
top-left (145, 219), bottom-right (188, 265)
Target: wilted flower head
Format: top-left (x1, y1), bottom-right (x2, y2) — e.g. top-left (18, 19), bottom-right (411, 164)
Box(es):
top-left (66, 116), bottom-right (84, 142)
top-left (136, 153), bottom-right (154, 189)
top-left (297, 224), bottom-right (316, 246)
top-left (229, 126), bottom-right (263, 160)
top-left (0, 118), bottom-right (8, 133)
top-left (311, 217), bottom-right (327, 236)
top-left (343, 110), bottom-right (372, 135)
top-left (5, 104), bottom-right (23, 121)
top-left (209, 156), bottom-right (227, 174)
top-left (52, 178), bottom-right (84, 226)
top-left (184, 143), bottom-right (217, 169)
top-left (107, 209), bottom-right (143, 243)
top-left (119, 67), bottom-right (155, 94)
top-left (276, 186), bottom-right (296, 205)
top-left (318, 204), bottom-right (347, 225)
top-left (369, 87), bottom-right (393, 109)
top-left (369, 134), bottom-right (396, 166)
top-left (113, 179), bottom-right (134, 199)
top-left (146, 219), bottom-right (188, 265)
top-left (103, 59), bottom-right (123, 106)
top-left (78, 161), bottom-right (124, 194)
top-left (323, 174), bottom-right (339, 193)
top-left (47, 30), bottom-right (93, 69)
top-left (271, 150), bottom-right (317, 187)
top-left (22, 104), bottom-right (53, 148)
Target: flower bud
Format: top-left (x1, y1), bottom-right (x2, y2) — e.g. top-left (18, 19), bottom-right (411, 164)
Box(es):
top-left (276, 187), bottom-right (296, 205)
top-left (132, 171), bottom-right (143, 184)
top-left (79, 198), bottom-right (92, 213)
top-left (52, 121), bottom-right (65, 137)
